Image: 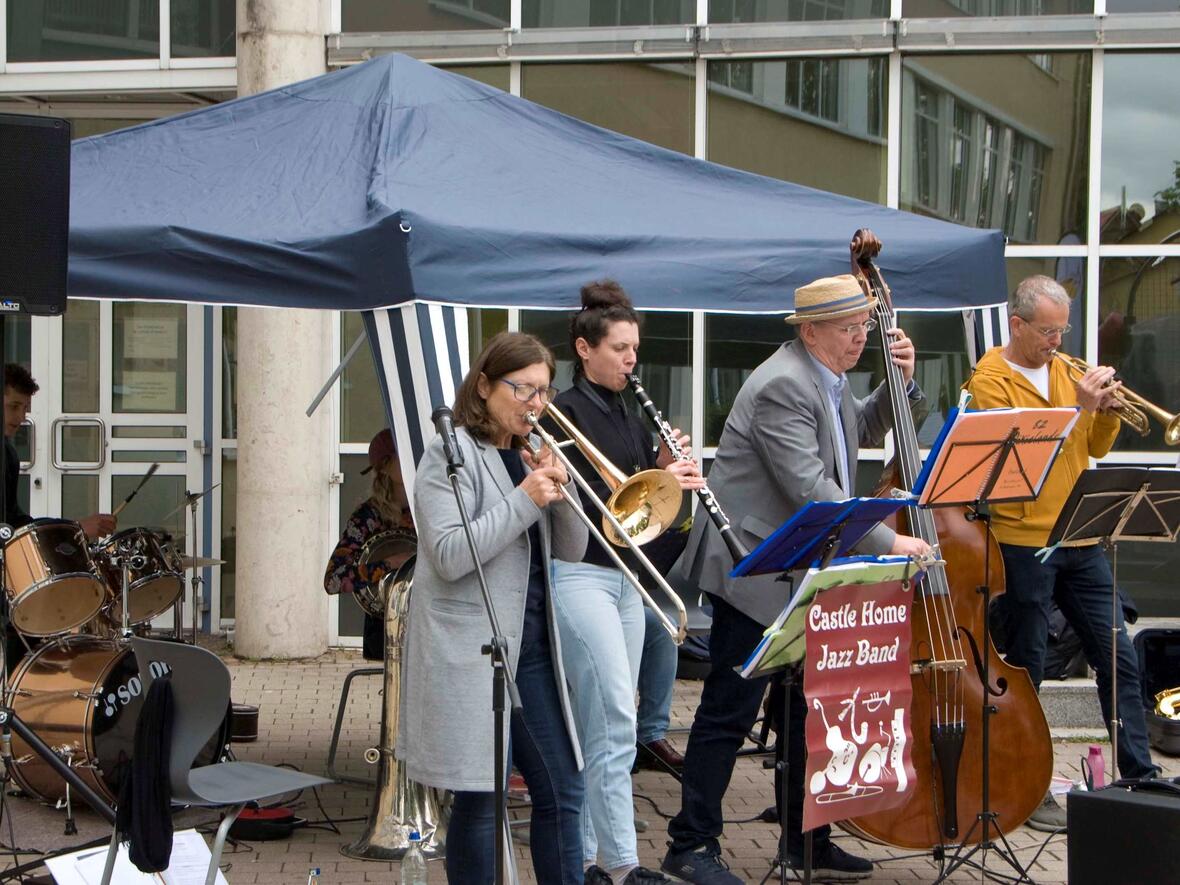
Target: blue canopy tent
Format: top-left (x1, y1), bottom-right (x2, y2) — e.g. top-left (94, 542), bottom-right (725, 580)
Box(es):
top-left (67, 52), bottom-right (1009, 498)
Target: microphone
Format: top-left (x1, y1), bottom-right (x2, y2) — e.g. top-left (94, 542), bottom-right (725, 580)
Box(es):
top-left (431, 406), bottom-right (464, 470)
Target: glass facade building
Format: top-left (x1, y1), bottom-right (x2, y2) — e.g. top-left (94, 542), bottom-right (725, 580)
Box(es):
top-left (3, 0), bottom-right (1179, 638)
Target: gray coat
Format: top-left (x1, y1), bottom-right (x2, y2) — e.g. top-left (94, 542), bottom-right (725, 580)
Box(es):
top-left (396, 426), bottom-right (589, 791)
top-left (679, 339), bottom-right (927, 627)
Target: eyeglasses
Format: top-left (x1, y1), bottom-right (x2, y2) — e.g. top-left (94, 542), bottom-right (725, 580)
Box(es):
top-left (500, 379), bottom-right (559, 404)
top-left (822, 318), bottom-right (878, 336)
top-left (1019, 317), bottom-right (1072, 339)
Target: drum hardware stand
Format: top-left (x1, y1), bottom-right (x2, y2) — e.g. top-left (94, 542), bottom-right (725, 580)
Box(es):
top-left (168, 484), bottom-right (218, 643)
top-left (55, 745), bottom-right (78, 835)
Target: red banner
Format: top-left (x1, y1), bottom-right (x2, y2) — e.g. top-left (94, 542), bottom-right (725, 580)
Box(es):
top-left (802, 578), bottom-right (916, 832)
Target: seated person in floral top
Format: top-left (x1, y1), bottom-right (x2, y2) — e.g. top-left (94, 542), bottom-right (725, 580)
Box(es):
top-left (324, 428), bottom-right (415, 659)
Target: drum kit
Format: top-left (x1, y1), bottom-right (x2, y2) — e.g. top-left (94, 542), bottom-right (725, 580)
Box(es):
top-left (0, 482), bottom-right (228, 817)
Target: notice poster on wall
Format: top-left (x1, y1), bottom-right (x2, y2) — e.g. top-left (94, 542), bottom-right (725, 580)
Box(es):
top-left (123, 314), bottom-right (180, 361)
top-left (120, 369), bottom-right (178, 412)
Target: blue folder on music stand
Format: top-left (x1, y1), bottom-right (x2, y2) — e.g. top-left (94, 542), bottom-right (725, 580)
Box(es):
top-left (729, 496), bottom-right (913, 578)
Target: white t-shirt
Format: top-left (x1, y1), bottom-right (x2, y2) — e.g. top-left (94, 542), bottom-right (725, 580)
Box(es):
top-left (1004, 358), bottom-right (1051, 402)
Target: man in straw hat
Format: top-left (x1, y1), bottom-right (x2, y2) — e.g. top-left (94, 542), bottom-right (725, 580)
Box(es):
top-left (663, 236), bottom-right (932, 884)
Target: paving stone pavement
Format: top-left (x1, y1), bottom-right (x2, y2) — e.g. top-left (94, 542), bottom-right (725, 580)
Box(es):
top-left (4, 646), bottom-right (1177, 884)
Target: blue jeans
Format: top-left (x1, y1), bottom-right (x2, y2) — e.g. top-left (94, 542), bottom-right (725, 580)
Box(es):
top-left (637, 605), bottom-right (678, 745)
top-left (668, 594), bottom-right (828, 857)
top-left (999, 543), bottom-right (1157, 779)
top-left (445, 622), bottom-right (584, 885)
top-left (552, 559), bottom-right (645, 869)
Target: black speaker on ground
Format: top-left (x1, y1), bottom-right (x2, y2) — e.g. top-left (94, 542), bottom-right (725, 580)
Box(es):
top-left (1067, 785), bottom-right (1180, 884)
top-left (0, 113), bottom-right (71, 316)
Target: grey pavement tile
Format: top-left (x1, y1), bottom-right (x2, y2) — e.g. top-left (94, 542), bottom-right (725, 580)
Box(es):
top-left (3, 648), bottom-right (1177, 884)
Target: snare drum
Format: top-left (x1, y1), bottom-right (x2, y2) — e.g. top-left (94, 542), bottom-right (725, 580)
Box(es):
top-left (8, 635), bottom-right (228, 803)
top-left (95, 528), bottom-right (184, 626)
top-left (3, 519), bottom-right (107, 636)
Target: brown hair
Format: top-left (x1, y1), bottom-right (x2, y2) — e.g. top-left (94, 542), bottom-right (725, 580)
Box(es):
top-left (569, 279), bottom-right (640, 378)
top-left (4, 364), bottom-right (39, 397)
top-left (453, 331), bottom-right (556, 443)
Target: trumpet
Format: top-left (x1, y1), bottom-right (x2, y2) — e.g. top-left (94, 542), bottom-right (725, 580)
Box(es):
top-left (525, 406), bottom-right (688, 644)
top-left (1053, 351), bottom-right (1180, 446)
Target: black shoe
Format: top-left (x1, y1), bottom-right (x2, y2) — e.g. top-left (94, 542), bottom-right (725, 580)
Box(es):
top-left (661, 845), bottom-right (743, 884)
top-left (622, 867), bottom-right (672, 884)
top-left (785, 843), bottom-right (872, 882)
top-left (585, 866), bottom-right (612, 885)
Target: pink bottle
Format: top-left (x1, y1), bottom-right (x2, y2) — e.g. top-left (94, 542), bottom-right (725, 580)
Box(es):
top-left (1086, 745), bottom-right (1106, 789)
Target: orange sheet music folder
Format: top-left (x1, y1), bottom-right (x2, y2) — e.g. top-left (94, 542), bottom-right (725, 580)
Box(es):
top-left (914, 406), bottom-right (1080, 507)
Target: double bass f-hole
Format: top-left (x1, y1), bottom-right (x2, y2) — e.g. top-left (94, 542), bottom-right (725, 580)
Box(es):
top-left (956, 627), bottom-right (1008, 699)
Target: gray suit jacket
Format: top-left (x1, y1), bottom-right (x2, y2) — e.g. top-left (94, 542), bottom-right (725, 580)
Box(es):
top-left (397, 427), bottom-right (588, 791)
top-left (679, 339), bottom-right (926, 627)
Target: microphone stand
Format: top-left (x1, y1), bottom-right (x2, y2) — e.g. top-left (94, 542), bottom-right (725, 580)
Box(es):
top-left (444, 455), bottom-right (522, 885)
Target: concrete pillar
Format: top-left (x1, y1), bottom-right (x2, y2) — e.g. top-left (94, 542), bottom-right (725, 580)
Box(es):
top-left (233, 0), bottom-right (331, 659)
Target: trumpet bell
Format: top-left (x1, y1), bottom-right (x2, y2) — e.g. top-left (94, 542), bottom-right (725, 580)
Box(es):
top-left (606, 469), bottom-right (684, 546)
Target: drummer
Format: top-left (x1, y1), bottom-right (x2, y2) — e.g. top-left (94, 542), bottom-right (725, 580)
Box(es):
top-left (5, 364), bottom-right (117, 669)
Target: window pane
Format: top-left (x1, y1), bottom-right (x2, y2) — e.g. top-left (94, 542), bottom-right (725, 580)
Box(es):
top-left (518, 309), bottom-right (693, 438)
top-left (470, 309), bottom-right (508, 360)
top-left (901, 54), bottom-right (1090, 245)
top-left (113, 303), bottom-right (187, 413)
top-left (525, 0), bottom-right (692, 27)
top-left (707, 58), bottom-right (887, 204)
top-left (7, 2), bottom-right (160, 62)
top-left (111, 474), bottom-right (187, 545)
top-left (222, 307), bottom-right (236, 439)
top-left (341, 312), bottom-right (386, 445)
top-left (1005, 256), bottom-right (1088, 358)
top-left (1102, 53), bottom-right (1180, 241)
top-left (61, 475), bottom-right (99, 523)
top-left (441, 64), bottom-right (511, 92)
top-left (902, 0), bottom-right (1089, 14)
top-left (171, 0), bottom-right (235, 57)
top-left (4, 315), bottom-right (31, 368)
top-left (343, 0), bottom-right (507, 31)
top-left (64, 299), bottom-right (100, 413)
top-left (221, 450), bottom-right (236, 619)
top-left (1098, 256), bottom-right (1180, 453)
top-left (703, 313), bottom-right (792, 446)
top-left (710, 0), bottom-right (887, 23)
top-left (337, 453), bottom-right (371, 639)
top-left (522, 63), bottom-right (695, 156)
top-left (1107, 0), bottom-right (1178, 9)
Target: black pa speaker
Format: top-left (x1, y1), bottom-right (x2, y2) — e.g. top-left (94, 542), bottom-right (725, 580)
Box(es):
top-left (0, 113), bottom-right (71, 316)
top-left (1067, 784), bottom-right (1180, 883)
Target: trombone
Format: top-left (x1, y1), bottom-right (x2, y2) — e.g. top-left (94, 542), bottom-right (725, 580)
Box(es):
top-left (1053, 351), bottom-right (1180, 446)
top-left (525, 405), bottom-right (688, 644)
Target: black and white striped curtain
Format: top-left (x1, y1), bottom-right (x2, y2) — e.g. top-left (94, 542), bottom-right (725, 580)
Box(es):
top-left (964, 304), bottom-right (1010, 367)
top-left (363, 304), bottom-right (470, 506)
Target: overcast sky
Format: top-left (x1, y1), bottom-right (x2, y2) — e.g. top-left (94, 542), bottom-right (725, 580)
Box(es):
top-left (1100, 55), bottom-right (1180, 222)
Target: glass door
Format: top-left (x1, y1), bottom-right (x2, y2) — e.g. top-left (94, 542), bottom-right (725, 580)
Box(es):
top-left (44, 298), bottom-right (207, 633)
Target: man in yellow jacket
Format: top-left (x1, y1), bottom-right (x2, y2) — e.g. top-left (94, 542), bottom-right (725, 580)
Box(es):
top-left (965, 275), bottom-right (1158, 828)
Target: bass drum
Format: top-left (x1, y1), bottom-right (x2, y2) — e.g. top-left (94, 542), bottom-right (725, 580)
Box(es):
top-left (8, 635), bottom-right (229, 804)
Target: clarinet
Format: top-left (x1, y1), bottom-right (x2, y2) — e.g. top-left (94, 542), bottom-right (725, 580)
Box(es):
top-left (627, 374), bottom-right (749, 564)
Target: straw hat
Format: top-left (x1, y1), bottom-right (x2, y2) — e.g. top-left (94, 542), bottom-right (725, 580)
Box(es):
top-left (786, 274), bottom-right (877, 325)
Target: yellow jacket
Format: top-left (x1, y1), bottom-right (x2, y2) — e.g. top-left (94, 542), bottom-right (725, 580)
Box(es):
top-left (962, 347), bottom-right (1120, 547)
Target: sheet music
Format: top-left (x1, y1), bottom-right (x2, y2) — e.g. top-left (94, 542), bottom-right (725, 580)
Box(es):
top-left (46, 830), bottom-right (229, 885)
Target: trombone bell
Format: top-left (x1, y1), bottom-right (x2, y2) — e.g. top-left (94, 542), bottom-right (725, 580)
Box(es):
top-left (606, 469), bottom-right (684, 547)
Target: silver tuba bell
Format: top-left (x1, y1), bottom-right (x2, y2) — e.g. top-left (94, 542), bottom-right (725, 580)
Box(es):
top-left (342, 538), bottom-right (451, 860)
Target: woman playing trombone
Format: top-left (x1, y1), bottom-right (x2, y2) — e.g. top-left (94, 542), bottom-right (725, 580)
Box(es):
top-left (546, 281), bottom-right (704, 884)
top-left (398, 331), bottom-right (589, 884)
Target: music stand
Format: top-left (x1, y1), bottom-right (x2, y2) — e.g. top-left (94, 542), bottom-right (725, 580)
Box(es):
top-left (917, 407), bottom-right (1073, 885)
top-left (732, 497), bottom-right (912, 885)
top-left (1045, 466), bottom-right (1180, 774)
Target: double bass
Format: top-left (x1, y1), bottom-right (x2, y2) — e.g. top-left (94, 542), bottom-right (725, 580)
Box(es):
top-left (839, 232), bottom-right (1053, 849)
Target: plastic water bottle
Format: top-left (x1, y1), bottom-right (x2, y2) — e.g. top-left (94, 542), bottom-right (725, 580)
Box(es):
top-left (401, 831), bottom-right (429, 885)
top-left (1086, 745), bottom-right (1106, 789)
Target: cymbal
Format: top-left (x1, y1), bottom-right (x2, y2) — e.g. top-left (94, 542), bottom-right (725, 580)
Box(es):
top-left (178, 555), bottom-right (225, 569)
